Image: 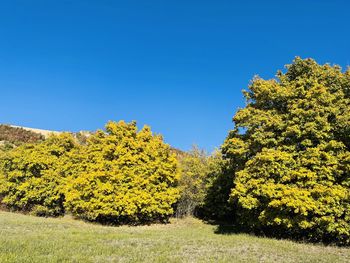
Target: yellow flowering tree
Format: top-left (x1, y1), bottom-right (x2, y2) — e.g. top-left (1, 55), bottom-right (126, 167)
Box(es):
top-left (223, 58), bottom-right (350, 244)
top-left (64, 121), bottom-right (179, 224)
top-left (0, 133), bottom-right (77, 216)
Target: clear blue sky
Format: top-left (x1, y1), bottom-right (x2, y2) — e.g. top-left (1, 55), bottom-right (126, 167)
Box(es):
top-left (1, 1), bottom-right (349, 151)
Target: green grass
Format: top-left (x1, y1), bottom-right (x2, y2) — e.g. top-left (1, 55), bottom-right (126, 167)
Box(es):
top-left (0, 211), bottom-right (349, 263)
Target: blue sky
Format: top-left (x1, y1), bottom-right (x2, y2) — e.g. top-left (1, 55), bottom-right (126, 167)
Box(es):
top-left (1, 0), bottom-right (349, 151)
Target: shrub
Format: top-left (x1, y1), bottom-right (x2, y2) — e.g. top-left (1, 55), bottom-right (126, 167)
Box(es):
top-left (176, 147), bottom-right (208, 217)
top-left (223, 58), bottom-right (350, 245)
top-left (201, 163), bottom-right (234, 222)
top-left (64, 121), bottom-right (179, 224)
top-left (0, 133), bottom-right (77, 216)
top-left (176, 146), bottom-right (225, 218)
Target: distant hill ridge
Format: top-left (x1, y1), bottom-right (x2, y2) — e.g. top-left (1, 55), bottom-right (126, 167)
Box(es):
top-left (0, 124), bottom-right (45, 146)
top-left (1, 124), bottom-right (184, 155)
top-left (9, 125), bottom-right (61, 138)
top-left (0, 124), bottom-right (92, 148)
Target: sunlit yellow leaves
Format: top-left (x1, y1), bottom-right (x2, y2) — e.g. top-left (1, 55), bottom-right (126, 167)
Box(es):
top-left (0, 121), bottom-right (179, 224)
top-left (64, 121), bottom-right (179, 224)
top-left (224, 58), bottom-right (350, 245)
top-left (0, 133), bottom-right (77, 216)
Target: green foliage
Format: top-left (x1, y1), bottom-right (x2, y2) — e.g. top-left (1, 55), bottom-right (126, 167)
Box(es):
top-left (176, 147), bottom-right (220, 217)
top-left (0, 133), bottom-right (77, 216)
top-left (223, 58), bottom-right (350, 245)
top-left (64, 121), bottom-right (179, 224)
top-left (175, 146), bottom-right (231, 220)
top-left (202, 164), bottom-right (235, 221)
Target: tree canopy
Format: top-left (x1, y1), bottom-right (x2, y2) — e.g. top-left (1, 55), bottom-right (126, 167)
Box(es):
top-left (222, 58), bottom-right (350, 245)
top-left (0, 133), bottom-right (77, 216)
top-left (64, 121), bottom-right (179, 224)
top-left (1, 58), bottom-right (350, 245)
top-left (0, 121), bottom-right (179, 224)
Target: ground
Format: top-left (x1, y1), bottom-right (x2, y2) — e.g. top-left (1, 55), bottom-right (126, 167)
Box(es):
top-left (0, 211), bottom-right (349, 263)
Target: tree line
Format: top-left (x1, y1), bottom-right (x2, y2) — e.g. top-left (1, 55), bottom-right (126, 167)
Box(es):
top-left (1, 58), bottom-right (349, 245)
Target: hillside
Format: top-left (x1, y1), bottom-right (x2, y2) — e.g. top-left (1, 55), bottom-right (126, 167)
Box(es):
top-left (0, 124), bottom-right (184, 154)
top-left (8, 125), bottom-right (61, 138)
top-left (0, 211), bottom-right (349, 263)
top-left (0, 125), bottom-right (45, 147)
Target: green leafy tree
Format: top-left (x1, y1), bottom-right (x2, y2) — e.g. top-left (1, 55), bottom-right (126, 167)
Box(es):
top-left (176, 147), bottom-right (206, 217)
top-left (0, 133), bottom-right (77, 216)
top-left (202, 162), bottom-right (234, 221)
top-left (223, 58), bottom-right (350, 244)
top-left (64, 121), bottom-right (179, 224)
top-left (174, 146), bottom-right (230, 220)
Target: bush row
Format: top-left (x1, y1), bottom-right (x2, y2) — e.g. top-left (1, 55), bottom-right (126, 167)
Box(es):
top-left (0, 121), bottom-right (179, 224)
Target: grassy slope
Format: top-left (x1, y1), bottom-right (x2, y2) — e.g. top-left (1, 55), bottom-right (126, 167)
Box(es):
top-left (0, 211), bottom-right (349, 263)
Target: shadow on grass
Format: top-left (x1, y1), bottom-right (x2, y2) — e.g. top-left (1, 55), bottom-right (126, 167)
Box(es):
top-left (205, 217), bottom-right (299, 242)
top-left (208, 219), bottom-right (347, 247)
top-left (202, 218), bottom-right (250, 236)
top-left (214, 224), bottom-right (243, 235)
top-left (210, 221), bottom-right (294, 244)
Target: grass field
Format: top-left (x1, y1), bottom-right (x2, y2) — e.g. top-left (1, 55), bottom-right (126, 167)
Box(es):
top-left (0, 211), bottom-right (349, 263)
